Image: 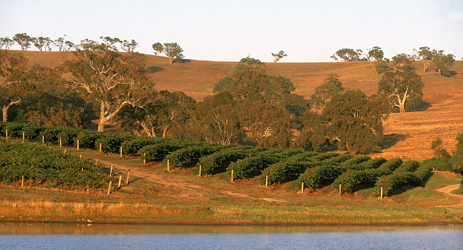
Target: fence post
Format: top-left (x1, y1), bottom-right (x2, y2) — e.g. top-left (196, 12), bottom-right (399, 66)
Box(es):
top-left (42, 135), bottom-right (44, 143)
top-left (110, 165), bottom-right (113, 176)
top-left (118, 175), bottom-right (122, 188)
top-left (59, 137), bottom-right (62, 148)
top-left (143, 152), bottom-right (146, 164)
top-left (381, 186), bottom-right (383, 200)
top-left (126, 170), bottom-right (130, 184)
top-left (167, 160), bottom-right (170, 171)
top-left (199, 165), bottom-right (202, 177)
top-left (5, 129), bottom-right (8, 139)
top-left (77, 139), bottom-right (79, 150)
top-left (99, 143), bottom-right (102, 153)
top-left (22, 132), bottom-right (25, 142)
top-left (265, 175), bottom-right (269, 187)
top-left (301, 182), bottom-right (304, 193)
top-left (21, 176), bottom-right (24, 188)
top-left (231, 170), bottom-right (234, 182)
top-left (107, 181), bottom-right (112, 195)
top-left (339, 184), bottom-right (342, 196)
top-left (120, 146), bottom-right (123, 158)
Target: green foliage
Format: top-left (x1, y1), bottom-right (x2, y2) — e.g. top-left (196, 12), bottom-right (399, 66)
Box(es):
top-left (196, 146), bottom-right (261, 175)
top-left (121, 137), bottom-right (164, 156)
top-left (310, 74), bottom-right (344, 107)
top-left (330, 48), bottom-right (363, 62)
top-left (261, 152), bottom-right (340, 185)
top-left (374, 161), bottom-right (432, 196)
top-left (378, 69), bottom-right (424, 113)
top-left (95, 133), bottom-right (136, 153)
top-left (227, 149), bottom-right (302, 179)
top-left (421, 157), bottom-right (452, 172)
top-left (332, 158), bottom-right (402, 194)
top-left (451, 132), bottom-right (463, 174)
top-left (314, 90), bottom-right (389, 154)
top-left (0, 140), bottom-right (111, 189)
top-left (57, 128), bottom-right (80, 146)
top-left (165, 144), bottom-right (224, 167)
top-left (139, 140), bottom-right (195, 162)
top-left (76, 131), bottom-right (103, 149)
top-left (163, 42), bottom-right (184, 64)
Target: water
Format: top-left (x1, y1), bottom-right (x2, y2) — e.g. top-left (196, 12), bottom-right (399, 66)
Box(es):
top-left (1, 223), bottom-right (462, 250)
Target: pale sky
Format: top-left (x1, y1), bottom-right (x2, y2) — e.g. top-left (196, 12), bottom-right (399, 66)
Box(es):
top-left (1, 0), bottom-right (462, 62)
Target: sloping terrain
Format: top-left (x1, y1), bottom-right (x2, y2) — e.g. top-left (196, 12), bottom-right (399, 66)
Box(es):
top-left (9, 50), bottom-right (463, 160)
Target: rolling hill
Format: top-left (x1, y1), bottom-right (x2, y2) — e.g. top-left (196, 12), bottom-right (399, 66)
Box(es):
top-left (8, 50), bottom-right (463, 160)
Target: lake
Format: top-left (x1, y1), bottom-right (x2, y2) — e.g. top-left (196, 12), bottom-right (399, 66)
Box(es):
top-left (1, 222), bottom-right (462, 249)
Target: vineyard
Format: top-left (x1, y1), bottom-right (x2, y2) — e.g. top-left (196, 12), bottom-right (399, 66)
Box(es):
top-left (0, 122), bottom-right (439, 197)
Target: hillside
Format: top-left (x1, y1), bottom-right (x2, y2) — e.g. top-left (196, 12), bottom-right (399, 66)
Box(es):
top-left (8, 50), bottom-right (463, 160)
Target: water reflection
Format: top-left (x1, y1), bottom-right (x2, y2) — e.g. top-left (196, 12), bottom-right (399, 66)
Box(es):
top-left (0, 222), bottom-right (462, 235)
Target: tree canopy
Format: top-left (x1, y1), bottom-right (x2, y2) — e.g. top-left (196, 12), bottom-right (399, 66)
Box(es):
top-left (310, 73), bottom-right (344, 107)
top-left (271, 50), bottom-right (287, 63)
top-left (314, 90), bottom-right (389, 154)
top-left (331, 48), bottom-right (363, 62)
top-left (377, 69), bottom-right (424, 113)
top-left (65, 40), bottom-right (156, 132)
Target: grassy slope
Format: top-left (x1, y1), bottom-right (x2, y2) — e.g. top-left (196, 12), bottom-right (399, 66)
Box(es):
top-left (9, 50), bottom-right (463, 160)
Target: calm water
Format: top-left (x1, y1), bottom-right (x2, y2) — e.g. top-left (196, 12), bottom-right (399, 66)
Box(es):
top-left (1, 223), bottom-right (462, 250)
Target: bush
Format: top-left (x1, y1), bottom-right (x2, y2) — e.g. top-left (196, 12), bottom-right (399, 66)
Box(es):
top-left (165, 144), bottom-right (225, 167)
top-left (421, 157), bottom-right (452, 172)
top-left (121, 137), bottom-right (164, 156)
top-left (228, 149), bottom-right (303, 179)
top-left (95, 133), bottom-right (136, 153)
top-left (139, 140), bottom-right (196, 162)
top-left (196, 146), bottom-right (262, 175)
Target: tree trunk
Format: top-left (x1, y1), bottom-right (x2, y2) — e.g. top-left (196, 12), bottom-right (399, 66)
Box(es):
top-left (399, 104), bottom-right (406, 113)
top-left (162, 125), bottom-right (169, 138)
top-left (2, 106), bottom-right (7, 122)
top-left (437, 68), bottom-right (442, 76)
top-left (98, 102), bottom-right (106, 132)
top-left (345, 142), bottom-right (357, 155)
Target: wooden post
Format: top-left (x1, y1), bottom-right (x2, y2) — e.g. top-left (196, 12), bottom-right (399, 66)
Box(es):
top-left (167, 160), bottom-right (170, 171)
top-left (265, 175), bottom-right (269, 187)
top-left (126, 170), bottom-right (130, 184)
top-left (143, 152), bottom-right (146, 164)
top-left (231, 170), bottom-right (234, 182)
top-left (63, 149), bottom-right (66, 154)
top-left (118, 175), bottom-right (122, 188)
top-left (79, 154), bottom-right (82, 159)
top-left (22, 132), bottom-right (25, 142)
top-left (99, 143), bottom-right (102, 153)
top-left (110, 165), bottom-right (113, 176)
top-left (42, 135), bottom-right (44, 143)
top-left (199, 165), bottom-right (202, 177)
top-left (21, 176), bottom-right (24, 188)
top-left (120, 146), bottom-right (123, 158)
top-left (381, 186), bottom-right (383, 200)
top-left (107, 181), bottom-right (112, 195)
top-left (301, 182), bottom-right (304, 193)
top-left (339, 184), bottom-right (342, 196)
top-left (77, 139), bottom-right (79, 150)
top-left (59, 137), bottom-right (62, 148)
top-left (5, 129), bottom-right (8, 139)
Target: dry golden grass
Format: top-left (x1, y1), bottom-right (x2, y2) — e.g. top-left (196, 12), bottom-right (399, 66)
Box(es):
top-left (10, 50), bottom-right (463, 160)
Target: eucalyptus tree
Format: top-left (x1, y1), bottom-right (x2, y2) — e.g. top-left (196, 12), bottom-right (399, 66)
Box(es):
top-left (0, 37), bottom-right (15, 50)
top-left (316, 90), bottom-right (389, 154)
top-left (377, 69), bottom-right (424, 113)
top-left (0, 50), bottom-right (28, 121)
top-left (416, 46), bottom-right (432, 73)
top-left (12, 33), bottom-right (32, 51)
top-left (65, 40), bottom-right (156, 132)
top-left (431, 49), bottom-right (455, 76)
top-left (310, 73), bottom-right (344, 107)
top-left (152, 42), bottom-right (163, 56)
top-left (271, 50), bottom-right (287, 63)
top-left (163, 42), bottom-right (184, 64)
top-left (32, 36), bottom-right (52, 51)
top-left (367, 46), bottom-right (391, 75)
top-left (330, 48), bottom-right (363, 62)
top-left (120, 39), bottom-right (138, 52)
top-left (392, 53), bottom-right (414, 69)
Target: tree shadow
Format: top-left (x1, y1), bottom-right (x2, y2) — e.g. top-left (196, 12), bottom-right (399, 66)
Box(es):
top-left (414, 101), bottom-right (432, 112)
top-left (179, 59), bottom-right (191, 63)
top-left (149, 66), bottom-right (164, 73)
top-left (378, 133), bottom-right (408, 150)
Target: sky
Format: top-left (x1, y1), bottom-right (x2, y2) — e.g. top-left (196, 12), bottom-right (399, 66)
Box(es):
top-left (1, 0), bottom-right (462, 62)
